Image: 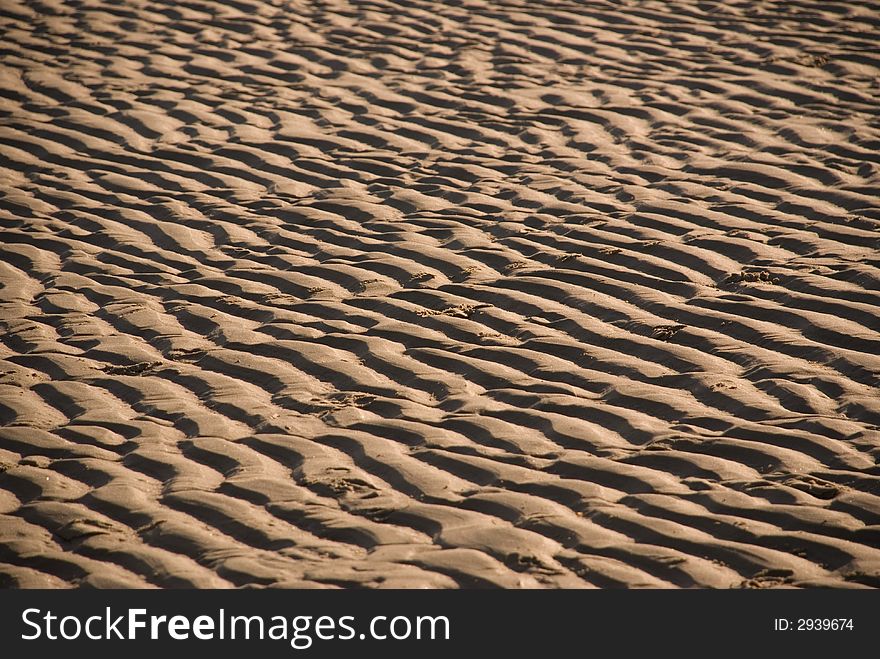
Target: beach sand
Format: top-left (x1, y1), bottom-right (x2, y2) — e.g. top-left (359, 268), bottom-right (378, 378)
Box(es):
top-left (1, 0), bottom-right (879, 588)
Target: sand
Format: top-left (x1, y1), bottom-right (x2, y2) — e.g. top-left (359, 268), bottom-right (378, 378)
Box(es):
top-left (0, 0), bottom-right (879, 589)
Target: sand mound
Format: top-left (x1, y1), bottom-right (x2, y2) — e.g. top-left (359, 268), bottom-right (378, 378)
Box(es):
top-left (1, 0), bottom-right (879, 588)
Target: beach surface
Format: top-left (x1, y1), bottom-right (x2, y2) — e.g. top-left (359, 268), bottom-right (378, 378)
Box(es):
top-left (1, 0), bottom-right (879, 588)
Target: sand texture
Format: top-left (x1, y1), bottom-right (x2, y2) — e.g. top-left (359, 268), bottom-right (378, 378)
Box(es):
top-left (1, 0), bottom-right (880, 588)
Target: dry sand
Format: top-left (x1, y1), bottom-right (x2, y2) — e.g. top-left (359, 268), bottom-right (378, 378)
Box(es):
top-left (1, 0), bottom-right (879, 588)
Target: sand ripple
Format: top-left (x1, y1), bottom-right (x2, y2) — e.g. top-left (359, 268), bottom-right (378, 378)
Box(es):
top-left (1, 0), bottom-right (879, 588)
